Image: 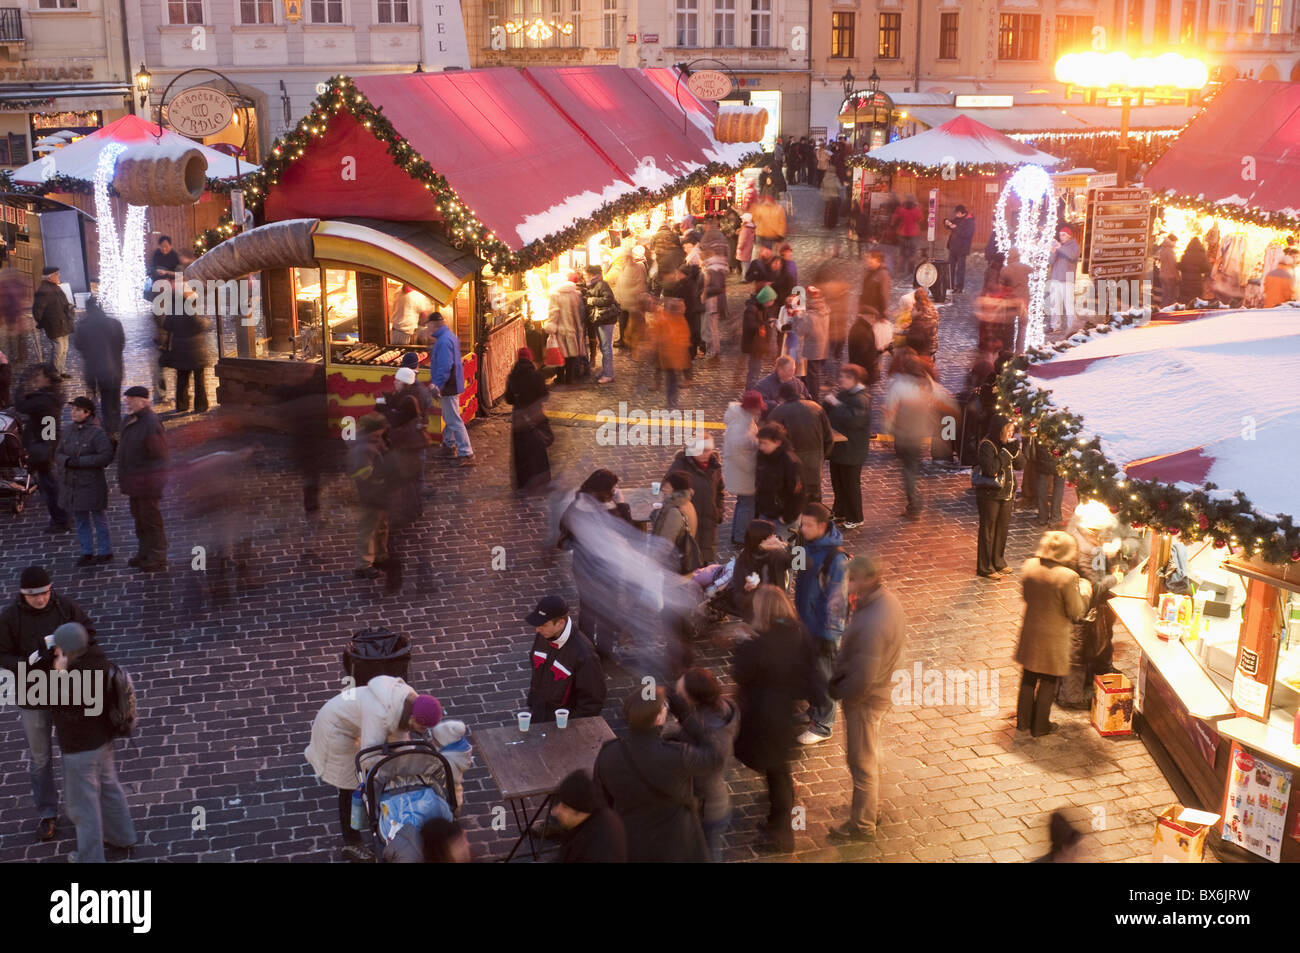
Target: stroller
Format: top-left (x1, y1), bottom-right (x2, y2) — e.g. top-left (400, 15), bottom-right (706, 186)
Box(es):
top-left (0, 411), bottom-right (35, 514)
top-left (354, 739), bottom-right (458, 863)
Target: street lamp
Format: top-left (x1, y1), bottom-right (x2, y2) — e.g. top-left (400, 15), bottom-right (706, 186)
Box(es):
top-left (1054, 50), bottom-right (1208, 187)
top-left (841, 68), bottom-right (855, 151)
top-left (134, 63), bottom-right (152, 110)
top-left (867, 68), bottom-right (881, 150)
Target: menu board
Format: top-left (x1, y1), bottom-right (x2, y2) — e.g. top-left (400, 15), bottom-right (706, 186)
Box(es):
top-left (1083, 186), bottom-right (1152, 280)
top-left (1222, 744), bottom-right (1292, 862)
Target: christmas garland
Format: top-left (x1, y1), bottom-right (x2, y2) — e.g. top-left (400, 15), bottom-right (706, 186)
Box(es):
top-left (1149, 189), bottom-right (1300, 235)
top-left (847, 154), bottom-right (1011, 177)
top-left (193, 75), bottom-right (760, 273)
top-left (997, 311), bottom-right (1300, 564)
top-left (0, 169), bottom-right (241, 198)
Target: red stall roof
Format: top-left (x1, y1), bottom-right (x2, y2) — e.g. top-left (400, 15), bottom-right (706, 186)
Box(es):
top-left (263, 67), bottom-right (755, 254)
top-left (1145, 80), bottom-right (1300, 218)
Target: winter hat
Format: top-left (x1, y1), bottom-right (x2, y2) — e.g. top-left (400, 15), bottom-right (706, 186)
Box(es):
top-left (756, 286), bottom-right (776, 305)
top-left (526, 594), bottom-right (569, 627)
top-left (411, 694), bottom-right (443, 728)
top-left (516, 347), bottom-right (534, 362)
top-left (687, 434), bottom-right (715, 457)
top-left (19, 566), bottom-right (51, 594)
top-left (554, 770), bottom-right (603, 814)
top-left (1035, 531), bottom-right (1078, 565)
top-left (400, 351), bottom-right (420, 369)
top-left (740, 389), bottom-right (764, 412)
top-left (42, 266), bottom-right (59, 276)
top-left (395, 367), bottom-right (416, 385)
top-left (683, 230), bottom-right (701, 246)
top-left (124, 385), bottom-right (149, 399)
top-left (52, 622), bottom-right (89, 656)
top-left (358, 412), bottom-right (388, 434)
top-left (741, 212), bottom-right (753, 223)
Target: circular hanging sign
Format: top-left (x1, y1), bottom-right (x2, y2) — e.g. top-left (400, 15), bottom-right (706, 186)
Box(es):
top-left (915, 261), bottom-right (938, 289)
top-left (687, 70), bottom-right (733, 101)
top-left (165, 86), bottom-right (235, 138)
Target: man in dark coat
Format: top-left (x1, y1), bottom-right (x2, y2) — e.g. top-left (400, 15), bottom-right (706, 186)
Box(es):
top-left (754, 422), bottom-right (804, 527)
top-left (753, 355), bottom-right (810, 414)
top-left (525, 595), bottom-right (607, 723)
top-left (859, 250), bottom-right (891, 319)
top-left (56, 396), bottom-right (115, 565)
top-left (663, 437), bottom-right (725, 565)
top-left (49, 621), bottom-right (137, 862)
top-left (348, 412), bottom-right (390, 578)
top-left (943, 205), bottom-right (976, 293)
top-left (824, 364), bottom-right (872, 527)
top-left (161, 307), bottom-right (213, 414)
top-left (742, 285), bottom-right (777, 390)
top-left (650, 223), bottom-right (684, 290)
top-left (71, 297), bottom-right (125, 437)
top-left (552, 769), bottom-right (627, 863)
top-left (767, 381), bottom-right (834, 504)
top-left (593, 688), bottom-right (721, 863)
top-left (14, 364), bottom-right (70, 532)
top-left (32, 266), bottom-right (73, 379)
top-left (117, 386), bottom-right (168, 571)
top-left (0, 566), bottom-right (96, 840)
top-left (583, 264), bottom-right (619, 384)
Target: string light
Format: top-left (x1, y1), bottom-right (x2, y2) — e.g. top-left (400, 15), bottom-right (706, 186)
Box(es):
top-left (93, 143), bottom-right (147, 319)
top-left (995, 164), bottom-right (1057, 349)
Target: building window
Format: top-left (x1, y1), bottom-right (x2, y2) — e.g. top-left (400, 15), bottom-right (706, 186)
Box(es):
top-left (376, 0), bottom-right (410, 23)
top-left (37, 0), bottom-right (80, 9)
top-left (878, 12), bottom-right (901, 58)
top-left (167, 0), bottom-right (204, 24)
top-left (751, 0), bottom-right (772, 46)
top-left (938, 11), bottom-right (958, 58)
top-left (997, 13), bottom-right (1040, 59)
top-left (601, 0), bottom-right (617, 46)
top-left (830, 11), bottom-right (854, 57)
top-left (1181, 0), bottom-right (1198, 41)
top-left (240, 0), bottom-right (275, 23)
top-left (1055, 14), bottom-right (1092, 55)
top-left (310, 0), bottom-right (345, 23)
top-left (715, 0), bottom-right (736, 47)
top-left (676, 0), bottom-right (698, 47)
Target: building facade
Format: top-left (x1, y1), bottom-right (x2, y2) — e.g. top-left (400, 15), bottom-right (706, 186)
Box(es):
top-left (0, 0), bottom-right (133, 171)
top-left (461, 0), bottom-right (811, 140)
top-left (124, 0), bottom-right (472, 162)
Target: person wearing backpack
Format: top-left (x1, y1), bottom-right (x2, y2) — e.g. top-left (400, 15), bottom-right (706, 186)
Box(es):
top-left (0, 566), bottom-right (96, 842)
top-left (48, 622), bottom-right (137, 863)
top-left (651, 472), bottom-right (700, 574)
top-left (792, 503), bottom-right (850, 745)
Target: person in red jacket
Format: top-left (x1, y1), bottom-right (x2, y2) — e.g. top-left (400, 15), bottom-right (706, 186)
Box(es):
top-left (525, 595), bottom-right (607, 723)
top-left (890, 196), bottom-right (923, 275)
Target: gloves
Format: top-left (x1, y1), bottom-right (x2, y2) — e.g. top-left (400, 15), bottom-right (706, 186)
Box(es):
top-left (27, 649), bottom-right (41, 665)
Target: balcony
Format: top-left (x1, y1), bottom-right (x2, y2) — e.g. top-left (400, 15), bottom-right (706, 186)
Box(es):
top-left (0, 9), bottom-right (23, 44)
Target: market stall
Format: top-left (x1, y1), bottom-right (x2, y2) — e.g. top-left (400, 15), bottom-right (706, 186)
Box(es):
top-left (186, 67), bottom-right (760, 436)
top-left (1144, 80), bottom-right (1300, 306)
top-left (1001, 308), bottom-right (1300, 862)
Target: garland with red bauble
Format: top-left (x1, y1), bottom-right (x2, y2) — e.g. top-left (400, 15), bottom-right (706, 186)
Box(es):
top-left (192, 75), bottom-right (760, 273)
top-left (997, 311), bottom-right (1300, 564)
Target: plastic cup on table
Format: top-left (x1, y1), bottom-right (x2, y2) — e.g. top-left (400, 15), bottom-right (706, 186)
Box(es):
top-left (651, 481), bottom-right (661, 496)
top-left (517, 711), bottom-right (531, 733)
top-left (555, 708), bottom-right (570, 729)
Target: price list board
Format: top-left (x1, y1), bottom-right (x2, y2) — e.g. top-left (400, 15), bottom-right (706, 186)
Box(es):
top-left (1082, 186), bottom-right (1153, 281)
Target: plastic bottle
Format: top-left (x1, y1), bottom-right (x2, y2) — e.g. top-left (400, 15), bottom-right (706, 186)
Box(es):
top-left (350, 788), bottom-right (365, 831)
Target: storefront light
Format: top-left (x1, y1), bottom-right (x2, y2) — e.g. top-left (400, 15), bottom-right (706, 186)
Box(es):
top-left (1054, 50), bottom-right (1208, 92)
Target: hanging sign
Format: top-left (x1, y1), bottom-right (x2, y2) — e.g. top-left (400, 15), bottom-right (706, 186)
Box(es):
top-left (686, 70), bottom-right (732, 101)
top-left (165, 86), bottom-right (235, 139)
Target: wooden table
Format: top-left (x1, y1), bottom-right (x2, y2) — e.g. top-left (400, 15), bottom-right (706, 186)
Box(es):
top-left (474, 716), bottom-right (615, 861)
top-left (619, 486), bottom-right (662, 526)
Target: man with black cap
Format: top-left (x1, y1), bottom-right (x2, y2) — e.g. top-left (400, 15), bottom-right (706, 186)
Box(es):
top-left (118, 386), bottom-right (169, 571)
top-left (552, 769), bottom-right (627, 863)
top-left (57, 396), bottom-right (115, 566)
top-left (525, 595), bottom-right (606, 723)
top-left (49, 621), bottom-right (137, 862)
top-left (0, 566), bottom-right (96, 841)
top-left (32, 265), bottom-right (74, 379)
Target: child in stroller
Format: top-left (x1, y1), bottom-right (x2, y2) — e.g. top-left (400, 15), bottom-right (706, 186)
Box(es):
top-left (0, 408), bottom-right (35, 513)
top-left (692, 520), bottom-right (793, 627)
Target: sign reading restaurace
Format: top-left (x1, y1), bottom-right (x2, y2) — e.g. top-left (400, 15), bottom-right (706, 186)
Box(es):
top-left (0, 65), bottom-right (93, 82)
top-left (165, 86), bottom-right (235, 138)
top-left (686, 70), bottom-right (733, 101)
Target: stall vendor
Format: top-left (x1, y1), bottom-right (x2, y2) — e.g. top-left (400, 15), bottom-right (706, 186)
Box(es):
top-left (389, 284), bottom-right (433, 346)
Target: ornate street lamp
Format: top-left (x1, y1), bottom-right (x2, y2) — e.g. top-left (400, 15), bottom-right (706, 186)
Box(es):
top-left (841, 69), bottom-right (856, 152)
top-left (134, 63), bottom-right (151, 110)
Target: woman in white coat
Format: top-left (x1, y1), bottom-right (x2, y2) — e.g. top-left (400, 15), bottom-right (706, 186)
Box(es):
top-left (305, 675), bottom-right (443, 862)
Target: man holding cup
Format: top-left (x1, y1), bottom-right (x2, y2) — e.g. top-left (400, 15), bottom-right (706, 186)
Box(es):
top-left (525, 595), bottom-right (607, 724)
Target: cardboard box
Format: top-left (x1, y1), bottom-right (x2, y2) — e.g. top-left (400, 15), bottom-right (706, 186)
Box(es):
top-left (1092, 673), bottom-right (1135, 736)
top-left (1152, 806), bottom-right (1220, 863)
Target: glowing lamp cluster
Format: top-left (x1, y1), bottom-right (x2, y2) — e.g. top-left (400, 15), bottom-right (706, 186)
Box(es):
top-left (994, 164), bottom-right (1057, 350)
top-left (92, 144), bottom-right (148, 320)
top-left (1053, 51), bottom-right (1209, 91)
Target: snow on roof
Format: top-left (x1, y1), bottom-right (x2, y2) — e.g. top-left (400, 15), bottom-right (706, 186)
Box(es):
top-left (867, 114), bottom-right (1062, 167)
top-left (1026, 308), bottom-right (1300, 519)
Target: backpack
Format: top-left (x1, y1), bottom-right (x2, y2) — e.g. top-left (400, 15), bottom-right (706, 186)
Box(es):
top-left (105, 662), bottom-right (138, 738)
top-left (818, 545), bottom-right (849, 591)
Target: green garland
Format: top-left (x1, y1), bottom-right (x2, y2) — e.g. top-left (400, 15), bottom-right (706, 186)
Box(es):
top-left (194, 74), bottom-right (760, 273)
top-left (1150, 189), bottom-right (1300, 234)
top-left (0, 169), bottom-right (239, 198)
top-left (847, 154), bottom-right (1013, 177)
top-left (997, 313), bottom-right (1300, 564)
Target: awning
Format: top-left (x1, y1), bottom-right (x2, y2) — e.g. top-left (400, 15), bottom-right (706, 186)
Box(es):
top-left (0, 83), bottom-right (131, 104)
top-left (865, 114), bottom-right (1061, 168)
top-left (1145, 79), bottom-right (1300, 218)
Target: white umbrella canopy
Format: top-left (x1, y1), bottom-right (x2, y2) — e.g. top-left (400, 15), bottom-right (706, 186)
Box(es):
top-left (866, 114), bottom-right (1062, 168)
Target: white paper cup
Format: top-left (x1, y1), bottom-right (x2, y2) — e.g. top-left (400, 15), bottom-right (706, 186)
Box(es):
top-left (517, 711), bottom-right (531, 733)
top-left (555, 708), bottom-right (570, 729)
top-left (651, 481), bottom-right (661, 495)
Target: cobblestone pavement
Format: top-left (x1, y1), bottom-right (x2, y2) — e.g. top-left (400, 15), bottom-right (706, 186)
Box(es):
top-left (0, 186), bottom-right (1178, 863)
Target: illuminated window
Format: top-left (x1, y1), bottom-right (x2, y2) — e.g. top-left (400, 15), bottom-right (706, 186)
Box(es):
top-left (997, 13), bottom-right (1039, 60)
top-left (1155, 0), bottom-right (1172, 38)
top-left (878, 12), bottom-right (901, 58)
top-left (830, 12), bottom-right (855, 58)
top-left (939, 12), bottom-right (958, 59)
top-left (676, 0), bottom-right (698, 47)
top-left (1055, 14), bottom-right (1091, 55)
top-left (1180, 0), bottom-right (1198, 42)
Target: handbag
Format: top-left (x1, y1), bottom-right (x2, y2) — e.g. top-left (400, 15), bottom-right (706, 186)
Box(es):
top-left (543, 335), bottom-right (564, 368)
top-left (971, 440), bottom-right (1003, 488)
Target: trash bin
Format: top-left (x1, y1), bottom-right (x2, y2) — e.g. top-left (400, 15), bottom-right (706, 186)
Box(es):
top-left (342, 628), bottom-right (411, 686)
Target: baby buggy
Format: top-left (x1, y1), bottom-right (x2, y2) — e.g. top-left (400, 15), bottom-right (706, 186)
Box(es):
top-left (0, 411), bottom-right (35, 514)
top-left (355, 739), bottom-right (458, 863)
